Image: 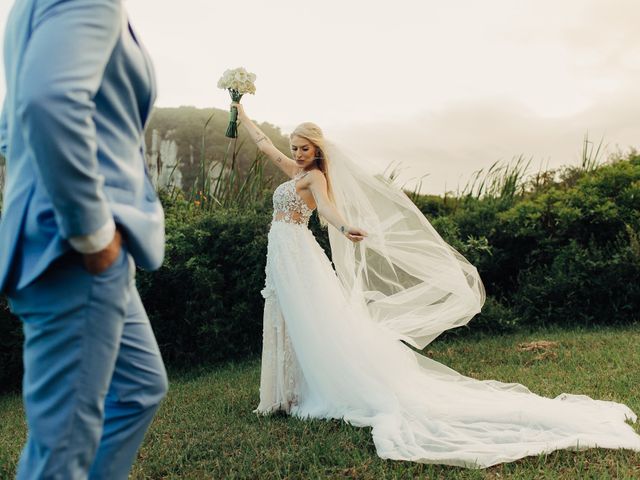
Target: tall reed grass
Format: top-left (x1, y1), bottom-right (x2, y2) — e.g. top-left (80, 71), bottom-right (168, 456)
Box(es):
top-left (163, 115), bottom-right (273, 211)
top-left (161, 122), bottom-right (611, 214)
top-left (455, 135), bottom-right (607, 203)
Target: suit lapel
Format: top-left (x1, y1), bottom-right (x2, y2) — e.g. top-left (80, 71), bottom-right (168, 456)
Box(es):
top-left (123, 13), bottom-right (156, 127)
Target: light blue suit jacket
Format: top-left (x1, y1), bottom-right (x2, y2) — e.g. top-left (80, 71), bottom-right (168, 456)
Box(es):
top-left (0, 0), bottom-right (165, 293)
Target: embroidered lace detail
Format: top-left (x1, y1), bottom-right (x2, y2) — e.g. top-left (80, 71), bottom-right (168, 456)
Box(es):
top-left (254, 265), bottom-right (303, 415)
top-left (271, 172), bottom-right (314, 226)
top-left (255, 171), bottom-right (317, 415)
top-left (260, 286), bottom-right (276, 299)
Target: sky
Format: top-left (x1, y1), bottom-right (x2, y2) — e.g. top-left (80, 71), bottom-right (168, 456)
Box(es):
top-left (1, 0), bottom-right (639, 193)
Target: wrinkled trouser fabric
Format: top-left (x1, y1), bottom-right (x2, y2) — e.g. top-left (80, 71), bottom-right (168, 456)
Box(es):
top-left (8, 247), bottom-right (168, 480)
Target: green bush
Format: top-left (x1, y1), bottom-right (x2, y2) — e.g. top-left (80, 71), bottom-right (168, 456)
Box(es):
top-left (136, 204), bottom-right (272, 366)
top-left (439, 155), bottom-right (640, 306)
top-left (1, 152), bottom-right (639, 392)
top-left (513, 234), bottom-right (640, 328)
top-left (414, 194), bottom-right (454, 219)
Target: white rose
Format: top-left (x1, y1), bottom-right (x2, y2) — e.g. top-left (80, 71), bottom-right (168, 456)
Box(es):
top-left (218, 67), bottom-right (257, 93)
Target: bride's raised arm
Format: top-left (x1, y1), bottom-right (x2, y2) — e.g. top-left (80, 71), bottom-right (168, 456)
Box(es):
top-left (233, 102), bottom-right (298, 178)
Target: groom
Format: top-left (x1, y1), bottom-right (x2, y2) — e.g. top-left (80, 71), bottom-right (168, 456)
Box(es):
top-left (0, 0), bottom-right (167, 478)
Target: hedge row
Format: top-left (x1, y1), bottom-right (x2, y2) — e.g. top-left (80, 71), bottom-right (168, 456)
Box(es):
top-left (1, 154), bottom-right (639, 392)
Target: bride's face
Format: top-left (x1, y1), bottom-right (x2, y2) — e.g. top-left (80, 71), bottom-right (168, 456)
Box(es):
top-left (290, 136), bottom-right (317, 170)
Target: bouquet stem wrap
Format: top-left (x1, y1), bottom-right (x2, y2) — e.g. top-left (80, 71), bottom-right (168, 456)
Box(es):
top-left (225, 90), bottom-right (243, 138)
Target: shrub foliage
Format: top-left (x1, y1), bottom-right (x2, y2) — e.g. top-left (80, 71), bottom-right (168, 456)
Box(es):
top-left (1, 152), bottom-right (639, 392)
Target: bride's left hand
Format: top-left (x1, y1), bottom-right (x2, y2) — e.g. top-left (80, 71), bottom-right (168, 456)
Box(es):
top-left (346, 227), bottom-right (367, 243)
top-left (231, 101), bottom-right (246, 118)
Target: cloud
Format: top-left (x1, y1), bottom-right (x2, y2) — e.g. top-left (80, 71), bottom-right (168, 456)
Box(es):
top-left (331, 87), bottom-right (639, 194)
top-left (1, 0), bottom-right (637, 196)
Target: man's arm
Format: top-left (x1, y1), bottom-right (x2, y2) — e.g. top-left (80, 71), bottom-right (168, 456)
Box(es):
top-left (1, 83), bottom-right (115, 259)
top-left (68, 218), bottom-right (116, 253)
top-left (16, 0), bottom-right (121, 241)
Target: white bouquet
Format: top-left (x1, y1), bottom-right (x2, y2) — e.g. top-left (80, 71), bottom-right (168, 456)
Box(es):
top-left (217, 67), bottom-right (257, 138)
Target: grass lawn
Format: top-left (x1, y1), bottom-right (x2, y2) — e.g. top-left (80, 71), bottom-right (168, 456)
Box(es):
top-left (1, 325), bottom-right (639, 479)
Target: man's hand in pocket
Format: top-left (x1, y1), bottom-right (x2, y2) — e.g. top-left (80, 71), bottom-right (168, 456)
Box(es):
top-left (83, 230), bottom-right (123, 275)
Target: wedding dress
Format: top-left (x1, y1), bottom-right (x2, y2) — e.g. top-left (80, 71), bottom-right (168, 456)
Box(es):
top-left (254, 144), bottom-right (640, 469)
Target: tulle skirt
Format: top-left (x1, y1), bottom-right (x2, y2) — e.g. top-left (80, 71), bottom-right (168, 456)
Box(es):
top-left (254, 221), bottom-right (640, 468)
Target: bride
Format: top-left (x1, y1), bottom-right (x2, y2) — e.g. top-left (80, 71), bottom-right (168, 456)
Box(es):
top-left (233, 102), bottom-right (640, 468)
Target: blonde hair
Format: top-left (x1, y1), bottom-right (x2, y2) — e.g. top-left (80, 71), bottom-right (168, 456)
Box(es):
top-left (290, 122), bottom-right (334, 205)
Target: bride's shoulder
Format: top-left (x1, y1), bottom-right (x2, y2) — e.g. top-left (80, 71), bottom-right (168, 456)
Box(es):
top-left (296, 169), bottom-right (325, 192)
top-left (307, 168), bottom-right (325, 178)
top-left (302, 168), bottom-right (326, 185)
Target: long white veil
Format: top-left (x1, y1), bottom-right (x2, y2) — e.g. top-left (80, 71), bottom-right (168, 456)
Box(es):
top-left (323, 140), bottom-right (485, 349)
top-left (258, 136), bottom-right (640, 467)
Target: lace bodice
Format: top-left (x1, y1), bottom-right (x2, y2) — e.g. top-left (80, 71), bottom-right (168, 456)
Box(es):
top-left (272, 171), bottom-right (315, 226)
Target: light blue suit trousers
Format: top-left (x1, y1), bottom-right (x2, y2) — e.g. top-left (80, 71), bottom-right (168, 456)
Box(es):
top-left (8, 247), bottom-right (168, 480)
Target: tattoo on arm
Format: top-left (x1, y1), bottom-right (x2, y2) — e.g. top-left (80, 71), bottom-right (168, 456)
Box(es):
top-left (256, 135), bottom-right (268, 144)
top-left (275, 156), bottom-right (282, 163)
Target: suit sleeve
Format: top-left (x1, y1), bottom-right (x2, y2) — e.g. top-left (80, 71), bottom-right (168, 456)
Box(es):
top-left (69, 217), bottom-right (116, 253)
top-left (15, 0), bottom-right (121, 238)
